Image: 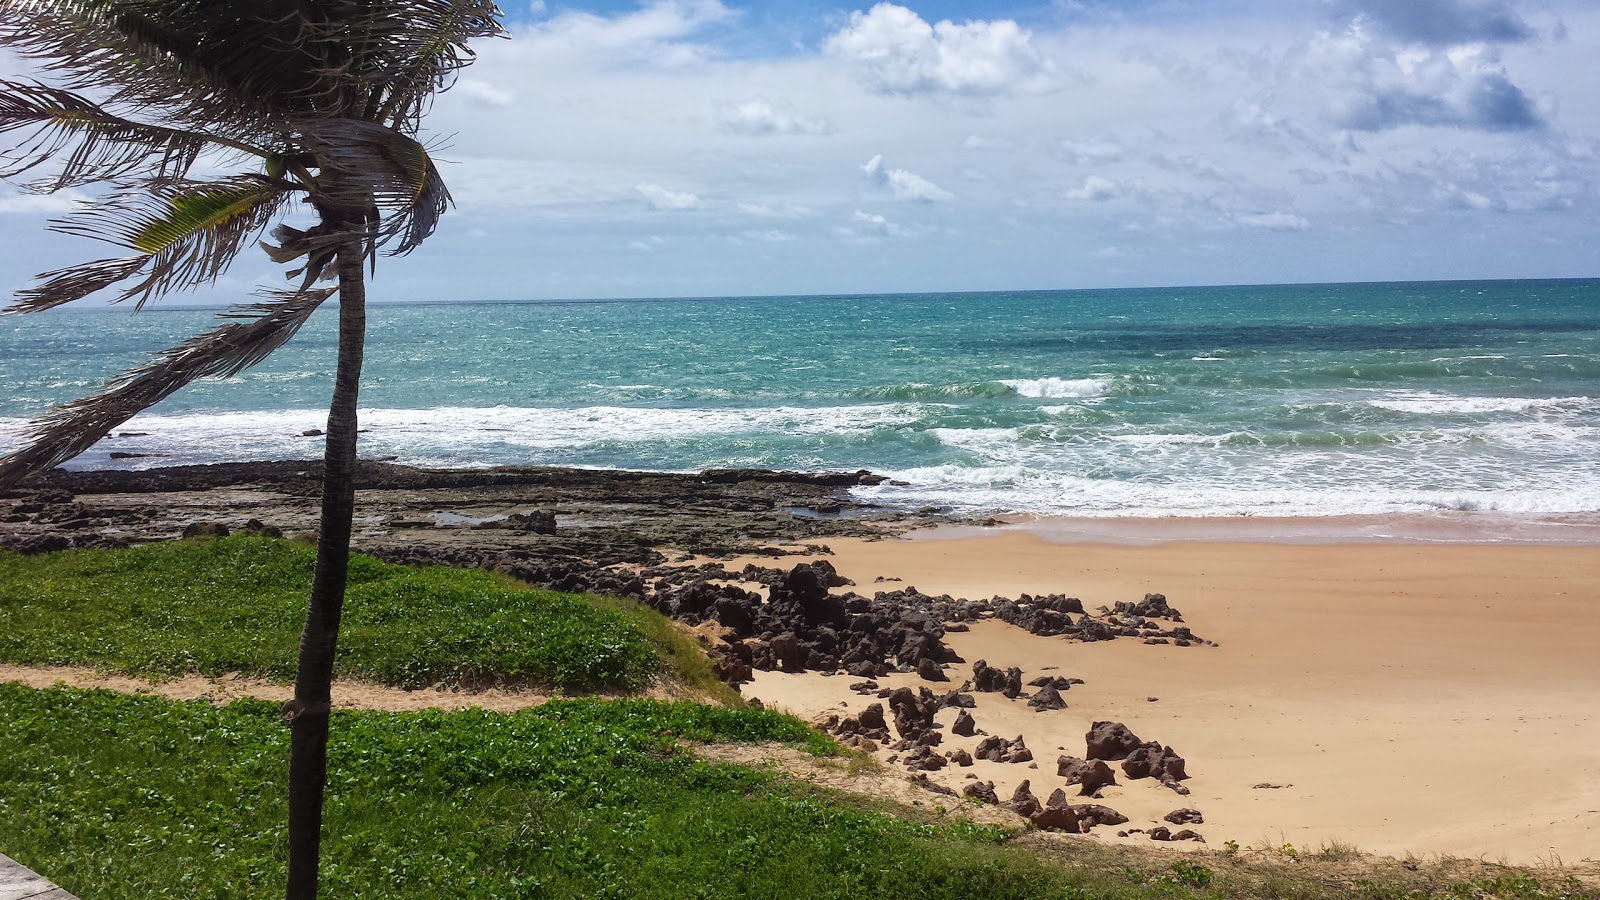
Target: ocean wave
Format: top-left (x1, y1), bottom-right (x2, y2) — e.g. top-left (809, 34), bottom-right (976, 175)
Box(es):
top-left (852, 377), bottom-right (1110, 402)
top-left (996, 377), bottom-right (1109, 399)
top-left (854, 465), bottom-right (1600, 518)
top-left (1367, 394), bottom-right (1593, 415)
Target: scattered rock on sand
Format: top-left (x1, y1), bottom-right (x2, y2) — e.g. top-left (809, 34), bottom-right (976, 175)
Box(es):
top-left (1164, 808), bottom-right (1204, 825)
top-left (1085, 721), bottom-right (1144, 761)
top-left (963, 780), bottom-right (999, 804)
top-left (1073, 803), bottom-right (1128, 829)
top-left (1027, 685), bottom-right (1067, 711)
top-left (951, 709), bottom-right (977, 737)
top-left (975, 735), bottom-right (1033, 764)
top-left (1057, 756), bottom-right (1118, 796)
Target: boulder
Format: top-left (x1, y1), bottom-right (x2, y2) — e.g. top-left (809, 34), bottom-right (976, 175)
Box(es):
top-left (1164, 808), bottom-right (1204, 826)
top-left (1085, 721), bottom-right (1143, 761)
top-left (951, 709), bottom-right (977, 737)
top-left (1073, 804), bottom-right (1128, 829)
top-left (1057, 756), bottom-right (1118, 796)
top-left (963, 780), bottom-right (999, 804)
top-left (1008, 780), bottom-right (1041, 819)
top-left (1027, 685), bottom-right (1067, 711)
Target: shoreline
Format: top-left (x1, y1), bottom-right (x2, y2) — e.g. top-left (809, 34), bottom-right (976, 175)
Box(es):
top-left (741, 529), bottom-right (1600, 865)
top-left (4, 462), bottom-right (1597, 865)
top-left (963, 511), bottom-right (1600, 546)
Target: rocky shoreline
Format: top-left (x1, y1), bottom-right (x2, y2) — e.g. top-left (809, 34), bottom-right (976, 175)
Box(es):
top-left (0, 461), bottom-right (1208, 685)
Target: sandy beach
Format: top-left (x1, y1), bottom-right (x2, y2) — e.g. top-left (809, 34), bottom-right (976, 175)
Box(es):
top-left (745, 521), bottom-right (1600, 866)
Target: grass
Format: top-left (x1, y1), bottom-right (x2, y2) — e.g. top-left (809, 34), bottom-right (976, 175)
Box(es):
top-left (0, 536), bottom-right (660, 692)
top-left (3, 685), bottom-right (1594, 900)
top-left (1, 685), bottom-right (1063, 899)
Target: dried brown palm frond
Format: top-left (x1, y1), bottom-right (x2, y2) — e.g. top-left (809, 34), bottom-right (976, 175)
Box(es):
top-left (0, 286), bottom-right (337, 485)
top-left (0, 1), bottom-right (506, 139)
top-left (5, 176), bottom-right (299, 313)
top-left (0, 79), bottom-right (230, 189)
top-left (304, 118), bottom-right (449, 256)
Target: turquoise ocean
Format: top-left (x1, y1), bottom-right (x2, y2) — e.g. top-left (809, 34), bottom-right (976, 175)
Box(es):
top-left (2, 279), bottom-right (1597, 519)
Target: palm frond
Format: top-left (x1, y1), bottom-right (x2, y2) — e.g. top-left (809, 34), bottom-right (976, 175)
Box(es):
top-left (5, 255), bottom-right (147, 314)
top-left (0, 0), bottom-right (361, 138)
top-left (48, 176), bottom-right (295, 307)
top-left (306, 119), bottom-right (450, 256)
top-left (0, 79), bottom-right (220, 188)
top-left (343, 0), bottom-right (508, 129)
top-left (0, 285), bottom-right (336, 486)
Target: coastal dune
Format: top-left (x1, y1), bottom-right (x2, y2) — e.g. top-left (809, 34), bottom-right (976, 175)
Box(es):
top-left (747, 526), bottom-right (1600, 865)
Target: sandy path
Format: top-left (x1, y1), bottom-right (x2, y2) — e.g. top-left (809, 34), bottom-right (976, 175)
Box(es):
top-left (0, 664), bottom-right (570, 713)
top-left (745, 529), bottom-right (1600, 865)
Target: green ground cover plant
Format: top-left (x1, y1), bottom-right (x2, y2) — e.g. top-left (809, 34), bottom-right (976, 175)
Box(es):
top-left (0, 537), bottom-right (656, 692)
top-left (4, 685), bottom-right (1593, 900)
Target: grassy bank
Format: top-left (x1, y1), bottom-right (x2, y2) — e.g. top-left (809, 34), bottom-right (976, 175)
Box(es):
top-left (3, 686), bottom-right (1593, 900)
top-left (0, 537), bottom-right (662, 692)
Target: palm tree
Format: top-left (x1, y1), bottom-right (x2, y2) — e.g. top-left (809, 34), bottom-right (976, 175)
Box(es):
top-left (0, 2), bottom-right (504, 896)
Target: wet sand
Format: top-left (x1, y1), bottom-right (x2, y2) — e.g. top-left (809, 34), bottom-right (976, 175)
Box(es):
top-left (747, 523), bottom-right (1600, 865)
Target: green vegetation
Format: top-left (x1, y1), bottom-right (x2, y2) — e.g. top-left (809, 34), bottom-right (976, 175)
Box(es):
top-left (0, 537), bottom-right (657, 692)
top-left (0, 685), bottom-right (1044, 899)
top-left (4, 685), bottom-right (1594, 900)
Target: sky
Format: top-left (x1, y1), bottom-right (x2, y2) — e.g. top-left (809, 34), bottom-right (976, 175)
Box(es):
top-left (2, 0), bottom-right (1598, 303)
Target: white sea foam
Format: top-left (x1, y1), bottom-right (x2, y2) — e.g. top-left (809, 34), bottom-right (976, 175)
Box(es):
top-left (997, 377), bottom-right (1109, 399)
top-left (0, 404), bottom-right (931, 470)
top-left (1367, 393), bottom-right (1593, 415)
top-left (853, 465), bottom-right (1600, 518)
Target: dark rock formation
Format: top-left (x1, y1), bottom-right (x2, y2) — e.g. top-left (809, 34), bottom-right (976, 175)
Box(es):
top-left (1085, 721), bottom-right (1144, 761)
top-left (1027, 685), bottom-right (1066, 711)
top-left (963, 780), bottom-right (999, 804)
top-left (1057, 756), bottom-right (1118, 797)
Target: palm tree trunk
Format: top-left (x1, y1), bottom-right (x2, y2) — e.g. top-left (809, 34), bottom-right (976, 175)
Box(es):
top-left (285, 234), bottom-right (367, 900)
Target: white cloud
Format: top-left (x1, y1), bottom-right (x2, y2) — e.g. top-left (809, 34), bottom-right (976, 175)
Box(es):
top-left (835, 209), bottom-right (910, 241)
top-left (453, 79), bottom-right (515, 108)
top-left (736, 200), bottom-right (812, 218)
top-left (823, 3), bottom-right (1052, 98)
top-left (716, 99), bottom-right (831, 136)
top-left (1064, 176), bottom-right (1122, 202)
top-left (0, 190), bottom-right (85, 215)
top-left (1054, 138), bottom-right (1125, 165)
top-left (521, 0), bottom-right (733, 68)
top-left (861, 154), bottom-right (954, 202)
top-left (1294, 21), bottom-right (1541, 132)
top-left (961, 133), bottom-right (1014, 151)
top-left (1236, 211), bottom-right (1311, 231)
top-left (636, 182), bottom-right (702, 210)
top-left (628, 235), bottom-right (667, 251)
top-left (740, 229), bottom-right (797, 242)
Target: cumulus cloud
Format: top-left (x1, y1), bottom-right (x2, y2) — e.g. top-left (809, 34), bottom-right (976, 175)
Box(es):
top-left (835, 209), bottom-right (909, 241)
top-left (1064, 176), bottom-right (1122, 202)
top-left (736, 200), bottom-right (812, 218)
top-left (1300, 23), bottom-right (1542, 132)
top-left (454, 79), bottom-right (516, 108)
top-left (823, 3), bottom-right (1052, 98)
top-left (0, 190), bottom-right (85, 215)
top-left (636, 182), bottom-right (702, 210)
top-left (1236, 211), bottom-right (1311, 231)
top-left (740, 229), bottom-right (797, 242)
top-left (522, 0), bottom-right (732, 68)
top-left (1053, 138), bottom-right (1126, 165)
top-left (961, 133), bottom-right (1014, 151)
top-left (716, 99), bottom-right (831, 136)
top-left (1332, 0), bottom-right (1534, 46)
top-left (861, 154), bottom-right (954, 202)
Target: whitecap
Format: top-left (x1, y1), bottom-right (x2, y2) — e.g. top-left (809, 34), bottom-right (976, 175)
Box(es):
top-left (997, 376), bottom-right (1109, 399)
